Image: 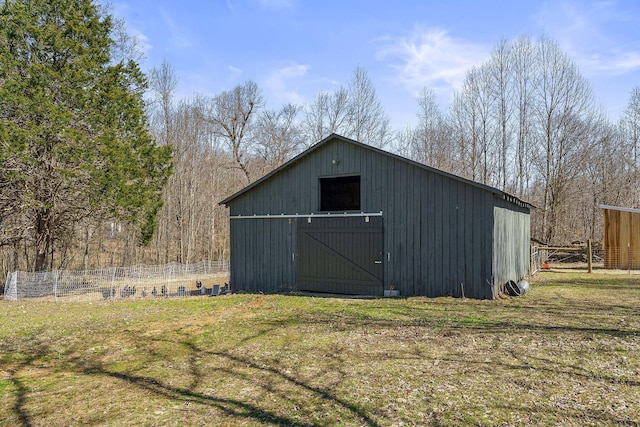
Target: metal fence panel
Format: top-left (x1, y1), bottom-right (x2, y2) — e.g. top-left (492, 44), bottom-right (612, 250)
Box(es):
top-left (3, 261), bottom-right (229, 302)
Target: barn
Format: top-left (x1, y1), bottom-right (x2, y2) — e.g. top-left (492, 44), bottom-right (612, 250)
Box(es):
top-left (602, 205), bottom-right (640, 269)
top-left (220, 134), bottom-right (532, 299)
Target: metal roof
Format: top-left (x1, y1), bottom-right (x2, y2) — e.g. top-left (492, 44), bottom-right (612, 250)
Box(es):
top-left (600, 205), bottom-right (640, 214)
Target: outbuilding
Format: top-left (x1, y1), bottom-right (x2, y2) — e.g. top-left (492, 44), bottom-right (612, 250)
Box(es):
top-left (602, 205), bottom-right (640, 269)
top-left (220, 134), bottom-right (532, 299)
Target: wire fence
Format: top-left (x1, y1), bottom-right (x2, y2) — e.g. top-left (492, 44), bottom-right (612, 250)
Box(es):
top-left (3, 260), bottom-right (229, 302)
top-left (531, 244), bottom-right (640, 274)
top-left (603, 247), bottom-right (640, 270)
top-left (530, 246), bottom-right (542, 275)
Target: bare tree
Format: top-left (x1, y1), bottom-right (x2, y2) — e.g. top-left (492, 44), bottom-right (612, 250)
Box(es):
top-left (254, 103), bottom-right (304, 174)
top-left (109, 16), bottom-right (146, 65)
top-left (415, 88), bottom-right (450, 169)
top-left (533, 38), bottom-right (599, 243)
top-left (581, 120), bottom-right (623, 241)
top-left (448, 89), bottom-right (474, 178)
top-left (446, 36), bottom-right (607, 244)
top-left (511, 36), bottom-right (537, 199)
top-left (487, 39), bottom-right (513, 190)
top-left (141, 90), bottom-right (238, 266)
top-left (302, 67), bottom-right (391, 147)
top-left (392, 125), bottom-right (416, 160)
top-left (450, 66), bottom-right (496, 184)
top-left (346, 66), bottom-right (392, 147)
top-left (303, 88), bottom-right (350, 143)
top-left (395, 88), bottom-right (450, 170)
top-left (149, 61), bottom-right (179, 145)
top-left (148, 61), bottom-right (179, 263)
top-left (619, 86), bottom-right (640, 207)
top-left (206, 80), bottom-right (264, 184)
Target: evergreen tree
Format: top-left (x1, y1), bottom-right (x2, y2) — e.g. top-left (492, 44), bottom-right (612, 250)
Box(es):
top-left (0, 0), bottom-right (172, 271)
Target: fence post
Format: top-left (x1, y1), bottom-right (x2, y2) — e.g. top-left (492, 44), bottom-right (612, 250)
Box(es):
top-left (112, 267), bottom-right (117, 298)
top-left (587, 239), bottom-right (592, 273)
top-left (5, 272), bottom-right (18, 301)
top-left (530, 244), bottom-right (535, 275)
top-left (54, 270), bottom-right (59, 299)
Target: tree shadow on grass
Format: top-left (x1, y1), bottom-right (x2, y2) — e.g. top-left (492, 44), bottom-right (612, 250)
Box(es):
top-left (73, 332), bottom-right (380, 427)
top-left (492, 396), bottom-right (640, 426)
top-left (83, 364), bottom-right (318, 426)
top-left (209, 348), bottom-right (378, 426)
top-left (5, 342), bottom-right (50, 427)
top-left (5, 321), bottom-right (380, 427)
top-left (8, 289), bottom-right (637, 426)
top-left (8, 366), bottom-right (32, 427)
top-left (372, 344), bottom-right (640, 425)
top-left (288, 304), bottom-right (640, 339)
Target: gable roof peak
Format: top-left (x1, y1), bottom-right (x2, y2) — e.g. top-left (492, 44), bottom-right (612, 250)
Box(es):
top-left (220, 133), bottom-right (533, 210)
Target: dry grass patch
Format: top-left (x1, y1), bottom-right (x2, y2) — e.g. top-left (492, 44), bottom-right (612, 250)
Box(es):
top-left (1, 271), bottom-right (639, 426)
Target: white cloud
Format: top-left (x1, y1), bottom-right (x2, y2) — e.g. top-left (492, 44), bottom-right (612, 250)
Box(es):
top-left (263, 61), bottom-right (310, 104)
top-left (535, 0), bottom-right (640, 77)
top-left (376, 26), bottom-right (489, 97)
top-left (109, 2), bottom-right (152, 58)
top-left (159, 8), bottom-right (192, 50)
top-left (257, 0), bottom-right (294, 9)
top-left (130, 29), bottom-right (151, 57)
top-left (582, 51), bottom-right (640, 76)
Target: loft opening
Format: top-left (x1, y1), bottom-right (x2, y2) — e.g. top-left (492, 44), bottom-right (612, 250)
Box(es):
top-left (319, 175), bottom-right (361, 211)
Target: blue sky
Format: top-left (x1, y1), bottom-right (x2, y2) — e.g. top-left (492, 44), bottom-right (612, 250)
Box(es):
top-left (107, 0), bottom-right (640, 128)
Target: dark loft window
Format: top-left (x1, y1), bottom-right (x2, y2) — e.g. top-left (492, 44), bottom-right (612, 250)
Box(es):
top-left (320, 176), bottom-right (361, 211)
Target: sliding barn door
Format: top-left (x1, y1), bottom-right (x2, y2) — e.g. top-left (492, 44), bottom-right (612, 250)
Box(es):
top-left (296, 216), bottom-right (383, 295)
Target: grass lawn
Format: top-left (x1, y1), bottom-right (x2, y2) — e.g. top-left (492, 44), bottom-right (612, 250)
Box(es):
top-left (1, 270), bottom-right (639, 426)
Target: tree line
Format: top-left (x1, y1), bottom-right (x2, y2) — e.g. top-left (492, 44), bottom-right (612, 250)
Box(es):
top-left (146, 36), bottom-right (639, 268)
top-left (395, 37), bottom-right (640, 245)
top-left (1, 0), bottom-right (639, 274)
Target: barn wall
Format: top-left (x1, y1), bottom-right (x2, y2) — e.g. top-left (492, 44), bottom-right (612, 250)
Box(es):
top-left (227, 136), bottom-right (527, 298)
top-left (382, 159), bottom-right (495, 299)
top-left (229, 218), bottom-right (296, 293)
top-left (492, 199), bottom-right (531, 295)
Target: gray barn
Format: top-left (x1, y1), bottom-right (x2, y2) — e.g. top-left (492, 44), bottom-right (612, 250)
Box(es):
top-left (220, 134), bottom-right (531, 299)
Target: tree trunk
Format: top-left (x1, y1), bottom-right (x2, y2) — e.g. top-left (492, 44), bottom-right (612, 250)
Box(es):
top-left (34, 210), bottom-right (51, 272)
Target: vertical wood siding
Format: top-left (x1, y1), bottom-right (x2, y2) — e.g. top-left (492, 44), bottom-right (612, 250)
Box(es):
top-left (230, 218), bottom-right (296, 293)
top-left (297, 216), bottom-right (383, 295)
top-left (226, 136), bottom-right (529, 298)
top-left (492, 201), bottom-right (531, 295)
top-left (604, 208), bottom-right (640, 269)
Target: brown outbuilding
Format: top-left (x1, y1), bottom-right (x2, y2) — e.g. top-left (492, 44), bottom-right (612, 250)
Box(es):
top-left (602, 205), bottom-right (640, 269)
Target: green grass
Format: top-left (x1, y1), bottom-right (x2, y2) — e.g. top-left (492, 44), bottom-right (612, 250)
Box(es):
top-left (1, 271), bottom-right (639, 426)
